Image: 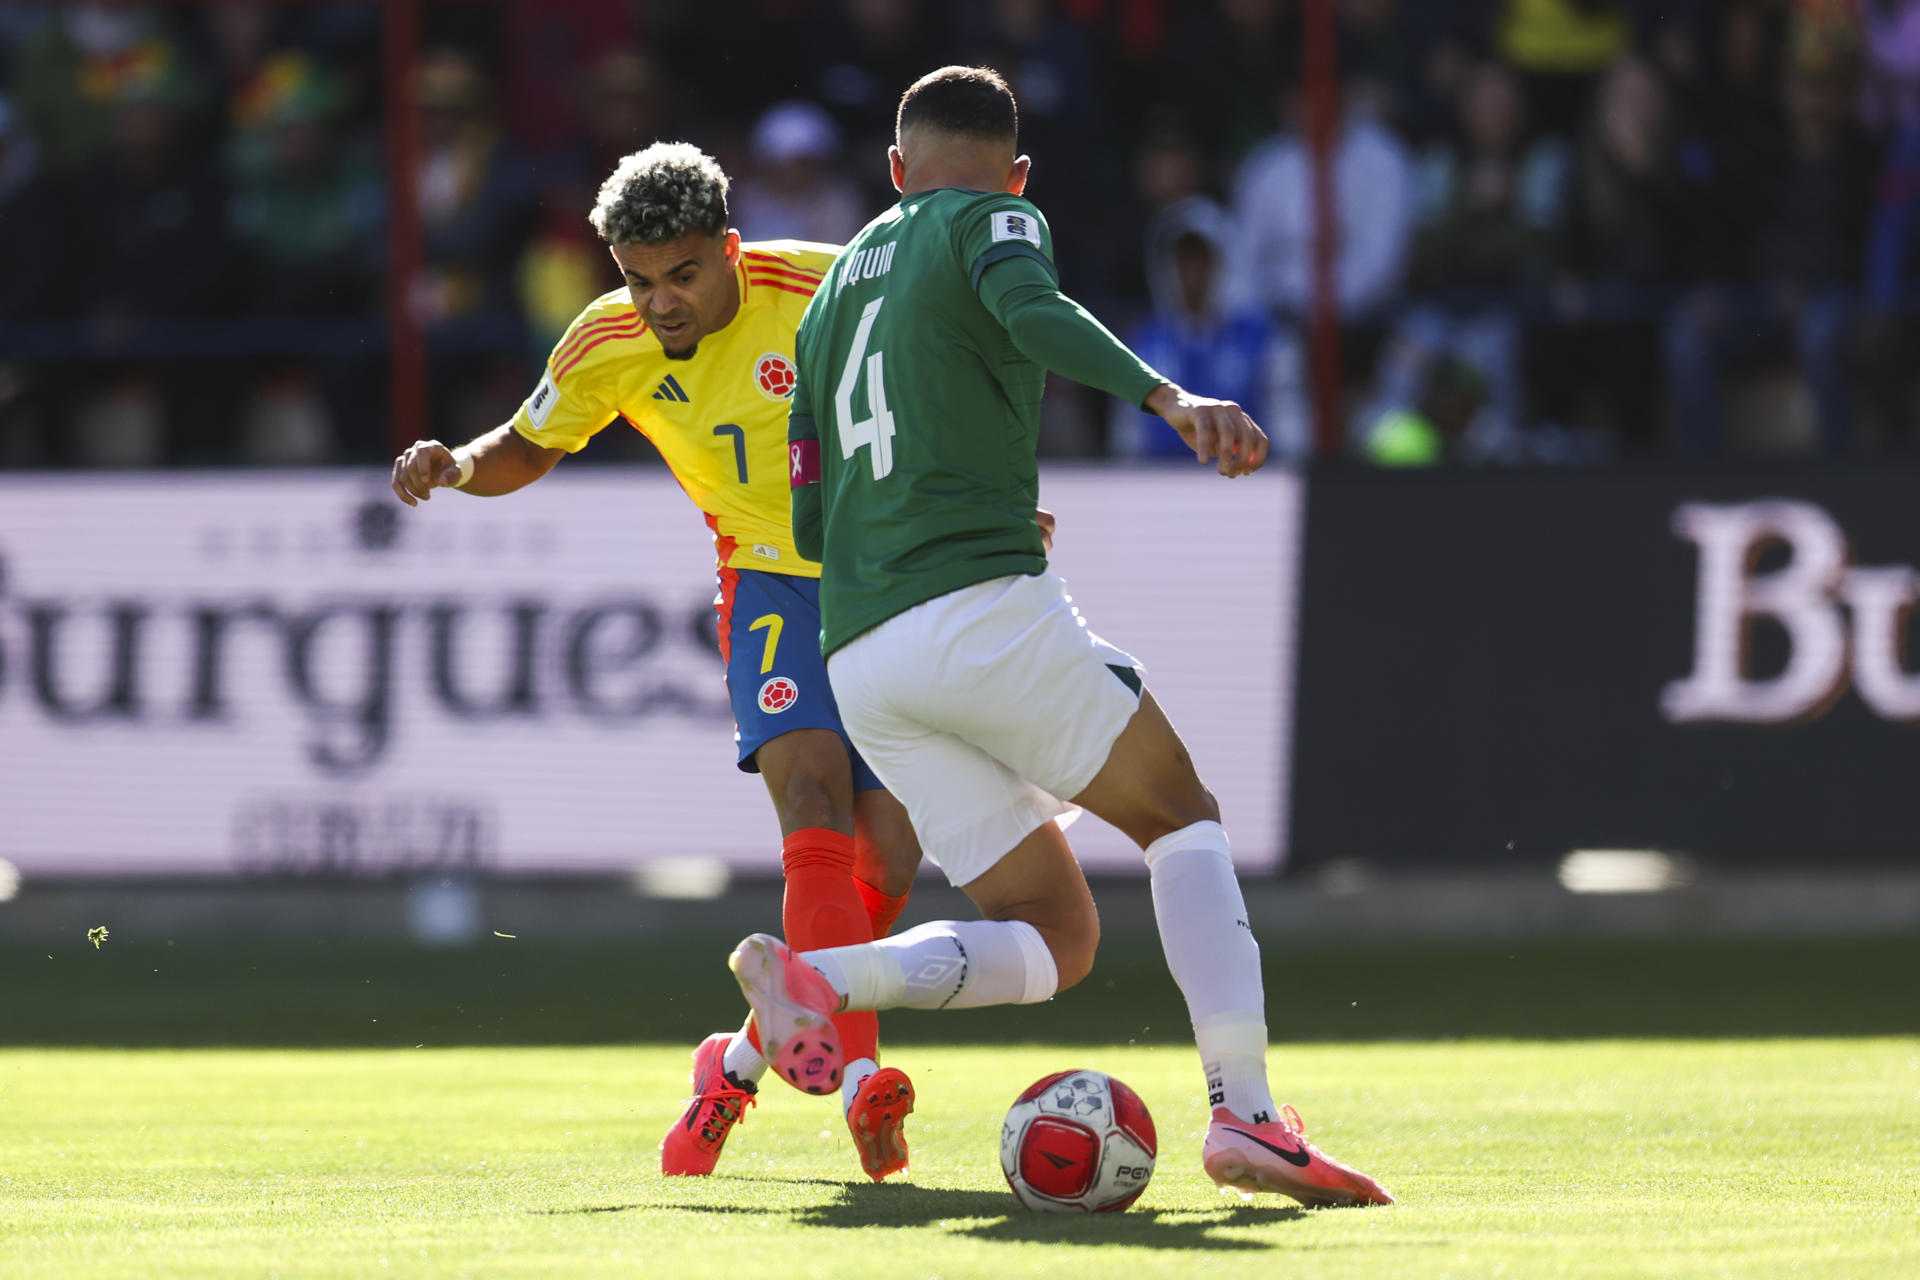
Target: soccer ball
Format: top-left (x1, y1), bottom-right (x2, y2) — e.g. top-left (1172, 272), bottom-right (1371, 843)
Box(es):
top-left (999, 1069), bottom-right (1157, 1213)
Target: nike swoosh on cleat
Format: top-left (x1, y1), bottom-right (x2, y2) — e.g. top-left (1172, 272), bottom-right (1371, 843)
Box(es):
top-left (1222, 1127), bottom-right (1312, 1167)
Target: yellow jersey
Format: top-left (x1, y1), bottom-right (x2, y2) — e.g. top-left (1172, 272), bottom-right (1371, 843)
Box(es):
top-left (510, 240), bottom-right (836, 577)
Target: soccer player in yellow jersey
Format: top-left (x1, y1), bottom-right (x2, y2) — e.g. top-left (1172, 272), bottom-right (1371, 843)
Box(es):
top-left (389, 143), bottom-right (919, 1181)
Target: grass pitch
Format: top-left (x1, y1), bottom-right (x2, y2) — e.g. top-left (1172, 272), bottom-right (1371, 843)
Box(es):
top-left (2, 936), bottom-right (1916, 1277)
top-left (3, 1041), bottom-right (1917, 1278)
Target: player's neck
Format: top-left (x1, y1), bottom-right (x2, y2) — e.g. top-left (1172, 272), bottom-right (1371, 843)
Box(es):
top-left (896, 133), bottom-right (1022, 199)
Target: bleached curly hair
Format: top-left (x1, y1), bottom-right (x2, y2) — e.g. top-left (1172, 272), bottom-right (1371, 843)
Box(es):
top-left (589, 142), bottom-right (730, 245)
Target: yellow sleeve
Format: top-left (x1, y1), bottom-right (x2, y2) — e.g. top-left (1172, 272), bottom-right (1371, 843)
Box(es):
top-left (509, 294), bottom-right (633, 452)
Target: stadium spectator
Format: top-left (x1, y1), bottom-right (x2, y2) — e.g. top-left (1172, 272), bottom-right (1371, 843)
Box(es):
top-left (413, 49), bottom-right (540, 439)
top-left (519, 50), bottom-right (665, 356)
top-left (1664, 58), bottom-right (1880, 455)
top-left (62, 38), bottom-right (237, 465)
top-left (226, 53), bottom-right (383, 462)
top-left (1494, 0), bottom-right (1632, 139)
top-left (1111, 197), bottom-right (1307, 459)
top-left (1230, 75), bottom-right (1415, 327)
top-left (10, 3), bottom-right (165, 174)
top-left (1161, 0), bottom-right (1294, 164)
top-left (1362, 58), bottom-right (1567, 461)
top-left (1540, 53), bottom-right (1686, 452)
top-left (1861, 0), bottom-right (1920, 449)
top-left (804, 0), bottom-right (948, 208)
top-left (731, 100), bottom-right (866, 244)
top-left (0, 96), bottom-right (59, 324)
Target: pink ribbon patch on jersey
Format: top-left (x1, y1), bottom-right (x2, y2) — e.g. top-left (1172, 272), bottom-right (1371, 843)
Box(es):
top-left (789, 439), bottom-right (820, 487)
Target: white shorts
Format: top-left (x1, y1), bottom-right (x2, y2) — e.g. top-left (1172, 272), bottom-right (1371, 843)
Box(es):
top-left (827, 571), bottom-right (1144, 887)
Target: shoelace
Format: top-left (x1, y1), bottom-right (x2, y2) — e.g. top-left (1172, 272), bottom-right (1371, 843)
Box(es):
top-left (694, 1088), bottom-right (756, 1145)
top-left (1279, 1103), bottom-right (1308, 1138)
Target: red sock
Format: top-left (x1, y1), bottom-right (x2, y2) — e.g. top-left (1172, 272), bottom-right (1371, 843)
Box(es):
top-left (782, 828), bottom-right (878, 1065)
top-left (854, 875), bottom-right (911, 939)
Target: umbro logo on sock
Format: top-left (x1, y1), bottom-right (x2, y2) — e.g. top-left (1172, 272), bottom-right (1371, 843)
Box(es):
top-left (652, 375), bottom-right (691, 402)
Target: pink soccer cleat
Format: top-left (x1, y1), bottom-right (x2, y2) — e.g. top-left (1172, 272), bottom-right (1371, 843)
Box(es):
top-left (1202, 1104), bottom-right (1394, 1207)
top-left (726, 933), bottom-right (844, 1096)
top-left (659, 1031), bottom-right (756, 1176)
top-left (845, 1065), bottom-right (915, 1181)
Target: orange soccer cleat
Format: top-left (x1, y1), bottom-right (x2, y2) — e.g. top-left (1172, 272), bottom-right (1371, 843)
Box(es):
top-left (1202, 1104), bottom-right (1394, 1207)
top-left (845, 1065), bottom-right (915, 1181)
top-left (659, 1032), bottom-right (757, 1176)
top-left (727, 933), bottom-right (844, 1095)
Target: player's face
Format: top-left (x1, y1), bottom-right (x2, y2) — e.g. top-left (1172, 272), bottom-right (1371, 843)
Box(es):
top-left (610, 230), bottom-right (742, 360)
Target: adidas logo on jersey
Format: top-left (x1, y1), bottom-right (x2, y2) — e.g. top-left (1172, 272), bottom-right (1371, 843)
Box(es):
top-left (651, 375), bottom-right (691, 403)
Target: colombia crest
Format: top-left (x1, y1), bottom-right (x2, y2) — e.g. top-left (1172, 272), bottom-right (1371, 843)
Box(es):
top-left (755, 353), bottom-right (798, 401)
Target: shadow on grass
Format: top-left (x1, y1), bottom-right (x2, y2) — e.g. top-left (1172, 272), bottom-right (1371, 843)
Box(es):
top-left (607, 1182), bottom-right (1305, 1250)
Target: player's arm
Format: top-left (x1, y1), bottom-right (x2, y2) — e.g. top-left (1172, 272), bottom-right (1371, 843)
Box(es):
top-left (977, 256), bottom-right (1268, 477)
top-left (390, 425), bottom-right (565, 506)
top-left (788, 347), bottom-right (824, 562)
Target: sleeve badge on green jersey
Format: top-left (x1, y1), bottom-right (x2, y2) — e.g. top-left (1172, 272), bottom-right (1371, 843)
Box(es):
top-left (990, 210), bottom-right (1042, 247)
top-left (755, 352), bottom-right (798, 401)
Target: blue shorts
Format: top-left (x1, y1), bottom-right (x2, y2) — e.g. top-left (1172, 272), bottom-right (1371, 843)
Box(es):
top-left (718, 568), bottom-right (883, 792)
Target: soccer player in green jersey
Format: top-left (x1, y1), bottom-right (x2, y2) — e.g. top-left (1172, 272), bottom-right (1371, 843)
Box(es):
top-left (722, 66), bottom-right (1393, 1207)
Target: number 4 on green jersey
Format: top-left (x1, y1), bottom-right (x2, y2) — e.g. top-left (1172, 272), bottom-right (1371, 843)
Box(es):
top-left (835, 295), bottom-right (894, 480)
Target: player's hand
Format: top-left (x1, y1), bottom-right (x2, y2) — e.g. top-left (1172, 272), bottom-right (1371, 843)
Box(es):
top-left (391, 439), bottom-right (462, 506)
top-left (1036, 508), bottom-right (1056, 553)
top-left (1145, 384), bottom-right (1269, 477)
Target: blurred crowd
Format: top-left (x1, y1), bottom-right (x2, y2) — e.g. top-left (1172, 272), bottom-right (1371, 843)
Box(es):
top-left (0, 0), bottom-right (1917, 468)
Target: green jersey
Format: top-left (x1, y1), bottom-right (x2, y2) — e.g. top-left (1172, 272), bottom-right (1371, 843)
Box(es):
top-left (789, 187), bottom-right (1164, 655)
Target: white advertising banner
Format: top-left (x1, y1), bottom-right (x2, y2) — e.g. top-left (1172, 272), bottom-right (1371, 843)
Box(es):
top-left (0, 467), bottom-right (1299, 877)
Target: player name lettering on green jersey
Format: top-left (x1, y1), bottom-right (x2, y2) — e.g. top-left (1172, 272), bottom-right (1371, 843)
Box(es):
top-left (834, 241), bottom-right (898, 296)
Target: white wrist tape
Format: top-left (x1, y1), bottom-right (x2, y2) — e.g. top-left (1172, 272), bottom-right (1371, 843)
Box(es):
top-left (449, 447), bottom-right (477, 488)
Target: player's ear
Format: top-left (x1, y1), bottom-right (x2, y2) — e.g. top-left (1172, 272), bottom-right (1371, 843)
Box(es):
top-left (722, 229), bottom-right (741, 266)
top-left (1007, 155), bottom-right (1031, 196)
top-left (888, 144), bottom-right (906, 193)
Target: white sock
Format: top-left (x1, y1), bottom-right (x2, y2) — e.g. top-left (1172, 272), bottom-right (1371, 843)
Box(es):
top-left (721, 1022), bottom-right (767, 1086)
top-left (840, 1056), bottom-right (879, 1113)
top-left (804, 919), bottom-right (1057, 1012)
top-left (1145, 820), bottom-right (1278, 1124)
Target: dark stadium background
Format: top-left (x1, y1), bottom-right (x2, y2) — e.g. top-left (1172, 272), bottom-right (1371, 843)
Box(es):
top-left (1, 1), bottom-right (1916, 1044)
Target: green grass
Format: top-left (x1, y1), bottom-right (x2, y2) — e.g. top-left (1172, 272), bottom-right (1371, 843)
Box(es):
top-left (4, 935), bottom-right (1917, 1275)
top-left (5, 935), bottom-right (1918, 1046)
top-left (1, 1039), bottom-right (1916, 1278)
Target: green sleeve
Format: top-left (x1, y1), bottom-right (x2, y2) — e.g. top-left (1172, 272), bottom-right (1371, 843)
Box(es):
top-left (788, 326), bottom-right (824, 564)
top-left (976, 254), bottom-right (1167, 408)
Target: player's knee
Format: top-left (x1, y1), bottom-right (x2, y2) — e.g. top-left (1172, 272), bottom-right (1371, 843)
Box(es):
top-left (1044, 902), bottom-right (1101, 992)
top-left (771, 768), bottom-right (850, 833)
top-left (1134, 783), bottom-right (1220, 849)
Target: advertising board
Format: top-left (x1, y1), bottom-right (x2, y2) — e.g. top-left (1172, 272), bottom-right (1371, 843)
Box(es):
top-left (0, 467), bottom-right (1299, 877)
top-left (1290, 465), bottom-right (1920, 867)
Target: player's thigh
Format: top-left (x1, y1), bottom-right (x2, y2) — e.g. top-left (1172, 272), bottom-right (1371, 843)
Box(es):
top-left (830, 636), bottom-right (1070, 890)
top-left (1067, 688), bottom-right (1219, 849)
top-left (960, 817), bottom-right (1100, 990)
top-left (930, 572), bottom-right (1144, 803)
top-left (852, 788), bottom-right (922, 895)
top-left (722, 569), bottom-right (865, 829)
top-left (753, 728), bottom-right (855, 835)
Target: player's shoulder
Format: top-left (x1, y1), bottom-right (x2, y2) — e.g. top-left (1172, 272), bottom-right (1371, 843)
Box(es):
top-left (740, 240), bottom-right (839, 280)
top-left (940, 189), bottom-right (1050, 250)
top-left (549, 288), bottom-right (653, 385)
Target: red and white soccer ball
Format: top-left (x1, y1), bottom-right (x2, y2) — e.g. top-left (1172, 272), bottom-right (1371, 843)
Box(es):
top-left (999, 1069), bottom-right (1158, 1213)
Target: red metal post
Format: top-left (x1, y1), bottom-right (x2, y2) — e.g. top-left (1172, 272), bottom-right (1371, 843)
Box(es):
top-left (1302, 0), bottom-right (1343, 456)
top-left (383, 0), bottom-right (427, 449)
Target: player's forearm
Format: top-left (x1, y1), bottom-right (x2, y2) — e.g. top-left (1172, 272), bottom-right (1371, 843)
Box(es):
top-left (979, 263), bottom-right (1166, 407)
top-left (792, 482), bottom-right (824, 563)
top-left (456, 424), bottom-right (564, 496)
